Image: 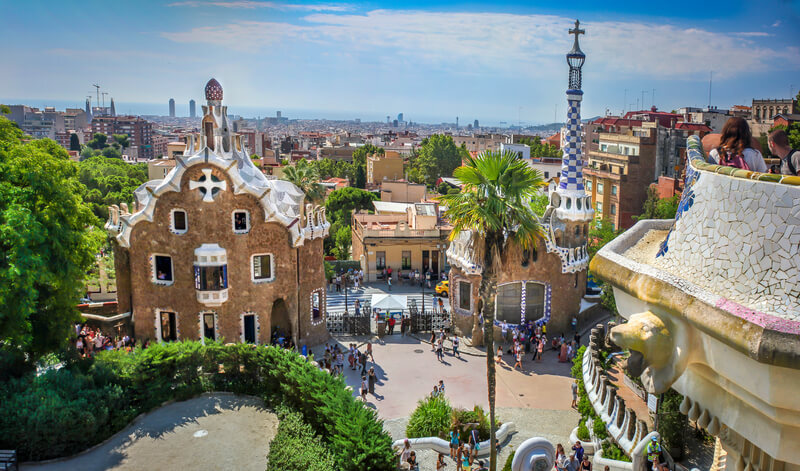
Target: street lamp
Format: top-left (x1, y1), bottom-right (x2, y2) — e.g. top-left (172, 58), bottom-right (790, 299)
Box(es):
top-left (422, 271), bottom-right (430, 313)
top-left (343, 271), bottom-right (348, 314)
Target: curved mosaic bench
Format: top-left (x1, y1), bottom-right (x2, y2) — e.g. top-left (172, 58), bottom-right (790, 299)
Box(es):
top-left (391, 422), bottom-right (516, 457)
top-left (589, 134), bottom-right (800, 469)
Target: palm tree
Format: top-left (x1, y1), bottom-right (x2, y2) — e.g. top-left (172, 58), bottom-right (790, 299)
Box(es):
top-left (439, 150), bottom-right (545, 471)
top-left (280, 159), bottom-right (325, 203)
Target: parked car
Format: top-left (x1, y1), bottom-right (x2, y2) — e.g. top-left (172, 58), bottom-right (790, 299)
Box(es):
top-left (435, 280), bottom-right (449, 297)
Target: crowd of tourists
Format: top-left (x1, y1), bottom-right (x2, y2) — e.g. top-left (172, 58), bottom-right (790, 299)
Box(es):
top-left (329, 268), bottom-right (364, 292)
top-left (707, 118), bottom-right (798, 176)
top-left (74, 323), bottom-right (134, 357)
top-left (495, 321), bottom-right (579, 370)
top-left (319, 341), bottom-right (379, 400)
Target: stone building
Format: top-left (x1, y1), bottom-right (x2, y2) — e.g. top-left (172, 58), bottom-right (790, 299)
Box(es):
top-left (106, 79), bottom-right (330, 347)
top-left (447, 21), bottom-right (593, 340)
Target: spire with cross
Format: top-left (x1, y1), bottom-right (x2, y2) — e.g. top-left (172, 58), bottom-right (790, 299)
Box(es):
top-left (569, 20), bottom-right (585, 52)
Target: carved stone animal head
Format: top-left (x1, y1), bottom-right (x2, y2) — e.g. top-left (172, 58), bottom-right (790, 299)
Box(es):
top-left (609, 310), bottom-right (693, 394)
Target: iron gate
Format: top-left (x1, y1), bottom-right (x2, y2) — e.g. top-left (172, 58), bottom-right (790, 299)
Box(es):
top-left (326, 311), bottom-right (371, 336)
top-left (409, 310), bottom-right (451, 333)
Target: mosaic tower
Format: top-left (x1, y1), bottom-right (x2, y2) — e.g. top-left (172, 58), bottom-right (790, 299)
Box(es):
top-left (543, 20), bottom-right (593, 271)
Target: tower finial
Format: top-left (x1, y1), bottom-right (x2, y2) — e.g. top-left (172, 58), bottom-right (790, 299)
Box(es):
top-left (569, 19), bottom-right (585, 51)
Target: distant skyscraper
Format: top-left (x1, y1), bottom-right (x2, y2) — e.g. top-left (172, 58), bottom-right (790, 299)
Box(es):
top-left (85, 98), bottom-right (92, 123)
top-left (169, 98), bottom-right (175, 117)
top-left (397, 112), bottom-right (404, 122)
top-left (474, 119), bottom-right (479, 128)
top-left (386, 116), bottom-right (390, 124)
top-left (456, 117), bottom-right (459, 129)
top-left (189, 99), bottom-right (196, 118)
top-left (277, 111), bottom-right (281, 118)
top-left (110, 98), bottom-right (116, 117)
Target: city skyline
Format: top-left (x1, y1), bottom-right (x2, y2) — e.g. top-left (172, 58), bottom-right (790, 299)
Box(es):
top-left (2, 0), bottom-right (799, 124)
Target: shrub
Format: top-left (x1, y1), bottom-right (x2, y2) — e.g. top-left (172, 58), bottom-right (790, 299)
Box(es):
top-left (657, 388), bottom-right (687, 456)
top-left (407, 395), bottom-right (453, 439)
top-left (502, 450), bottom-right (516, 471)
top-left (0, 341), bottom-right (395, 470)
top-left (577, 419), bottom-right (590, 441)
top-left (452, 405), bottom-right (493, 442)
top-left (267, 406), bottom-right (336, 471)
top-left (601, 441), bottom-right (631, 462)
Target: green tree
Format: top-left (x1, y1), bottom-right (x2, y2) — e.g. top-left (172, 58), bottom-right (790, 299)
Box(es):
top-left (587, 217), bottom-right (622, 260)
top-left (112, 134), bottom-right (130, 149)
top-left (439, 150), bottom-right (545, 471)
top-left (281, 159), bottom-right (325, 203)
top-left (516, 137), bottom-right (562, 159)
top-left (636, 187), bottom-right (679, 221)
top-left (0, 105), bottom-right (10, 115)
top-left (351, 143), bottom-right (383, 167)
top-left (86, 133), bottom-right (108, 150)
top-left (69, 133), bottom-right (81, 151)
top-left (333, 224), bottom-right (352, 259)
top-left (325, 187), bottom-right (378, 224)
top-left (0, 117), bottom-right (101, 369)
top-left (77, 156), bottom-right (148, 220)
top-left (409, 135), bottom-right (466, 185)
top-left (354, 164), bottom-right (366, 189)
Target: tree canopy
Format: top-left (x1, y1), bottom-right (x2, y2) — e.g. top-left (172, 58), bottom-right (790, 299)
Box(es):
top-left (636, 187), bottom-right (679, 221)
top-left (281, 159), bottom-right (325, 203)
top-left (0, 116), bottom-right (101, 368)
top-left (407, 135), bottom-right (468, 186)
top-left (323, 187), bottom-right (377, 259)
top-left (77, 156), bottom-right (148, 220)
top-left (515, 136), bottom-right (562, 159)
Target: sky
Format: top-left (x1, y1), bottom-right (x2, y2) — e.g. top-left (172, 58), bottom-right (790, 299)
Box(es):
top-left (2, 0), bottom-right (799, 125)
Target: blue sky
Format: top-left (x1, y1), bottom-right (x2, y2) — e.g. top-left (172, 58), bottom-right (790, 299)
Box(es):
top-left (2, 0), bottom-right (799, 124)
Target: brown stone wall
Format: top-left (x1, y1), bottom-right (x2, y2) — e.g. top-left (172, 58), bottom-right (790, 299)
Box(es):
top-left (449, 236), bottom-right (586, 342)
top-left (113, 244), bottom-right (132, 314)
top-left (121, 164), bottom-right (327, 345)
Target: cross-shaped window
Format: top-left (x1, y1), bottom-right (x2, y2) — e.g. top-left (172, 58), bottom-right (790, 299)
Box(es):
top-left (189, 168), bottom-right (227, 202)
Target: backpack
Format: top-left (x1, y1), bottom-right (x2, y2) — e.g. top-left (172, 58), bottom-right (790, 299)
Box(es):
top-left (717, 147), bottom-right (750, 170)
top-left (784, 150), bottom-right (798, 175)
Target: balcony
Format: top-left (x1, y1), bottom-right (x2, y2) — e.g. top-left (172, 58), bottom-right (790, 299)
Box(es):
top-left (196, 289), bottom-right (229, 306)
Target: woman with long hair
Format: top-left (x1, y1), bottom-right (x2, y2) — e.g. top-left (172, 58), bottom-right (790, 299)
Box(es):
top-left (555, 443), bottom-right (569, 471)
top-left (708, 117), bottom-right (767, 172)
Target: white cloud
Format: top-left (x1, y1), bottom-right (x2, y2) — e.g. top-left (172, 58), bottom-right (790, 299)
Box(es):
top-left (167, 1), bottom-right (349, 12)
top-left (772, 20), bottom-right (781, 27)
top-left (161, 9), bottom-right (800, 79)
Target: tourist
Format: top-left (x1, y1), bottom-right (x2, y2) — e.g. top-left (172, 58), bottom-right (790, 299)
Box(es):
top-left (366, 340), bottom-right (374, 361)
top-left (399, 439), bottom-right (413, 469)
top-left (455, 443), bottom-right (464, 471)
top-left (407, 451), bottom-right (418, 471)
top-left (436, 337), bottom-right (445, 362)
top-left (438, 380), bottom-right (446, 395)
top-left (514, 347), bottom-right (523, 370)
top-left (646, 436), bottom-right (663, 471)
top-left (708, 117), bottom-right (767, 172)
top-left (438, 297), bottom-right (444, 313)
top-left (461, 442), bottom-right (471, 469)
top-left (359, 349), bottom-right (368, 376)
top-left (449, 428), bottom-right (460, 460)
top-left (496, 346), bottom-right (503, 364)
top-left (768, 129), bottom-right (800, 175)
top-left (572, 441), bottom-right (584, 463)
top-left (436, 453), bottom-right (447, 471)
top-left (348, 344), bottom-right (355, 370)
top-left (501, 321), bottom-right (509, 344)
top-left (555, 444), bottom-right (569, 471)
top-left (452, 335), bottom-right (460, 358)
top-left (388, 315), bottom-right (396, 335)
top-left (360, 375), bottom-right (368, 401)
top-left (567, 342), bottom-right (575, 361)
top-left (571, 317), bottom-right (577, 332)
top-left (431, 385), bottom-right (439, 397)
top-left (335, 349), bottom-right (344, 375)
top-left (387, 275), bottom-right (392, 291)
top-left (430, 331), bottom-right (437, 351)
top-left (560, 339), bottom-right (569, 362)
top-left (474, 459), bottom-right (488, 471)
top-left (580, 455), bottom-right (592, 471)
top-left (354, 299), bottom-right (361, 316)
top-left (572, 380), bottom-right (579, 408)
top-left (368, 367), bottom-right (377, 395)
top-left (469, 428), bottom-right (480, 464)
top-left (537, 337), bottom-right (544, 361)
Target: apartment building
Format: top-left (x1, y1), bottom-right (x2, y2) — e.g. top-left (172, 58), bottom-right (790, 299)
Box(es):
top-left (452, 133), bottom-right (507, 153)
top-left (351, 202), bottom-right (450, 282)
top-left (91, 116), bottom-right (154, 159)
top-left (366, 151), bottom-right (404, 186)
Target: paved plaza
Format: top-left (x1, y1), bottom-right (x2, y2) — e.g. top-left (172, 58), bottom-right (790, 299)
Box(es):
top-left (23, 394), bottom-right (277, 471)
top-left (325, 281), bottom-right (450, 313)
top-left (310, 333), bottom-right (582, 470)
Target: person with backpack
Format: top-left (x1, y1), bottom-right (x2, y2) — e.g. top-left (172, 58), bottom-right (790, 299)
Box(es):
top-left (768, 128), bottom-right (800, 176)
top-left (707, 117), bottom-right (767, 172)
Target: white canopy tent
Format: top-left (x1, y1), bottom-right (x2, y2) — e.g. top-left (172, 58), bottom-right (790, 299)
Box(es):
top-left (371, 294), bottom-right (408, 311)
